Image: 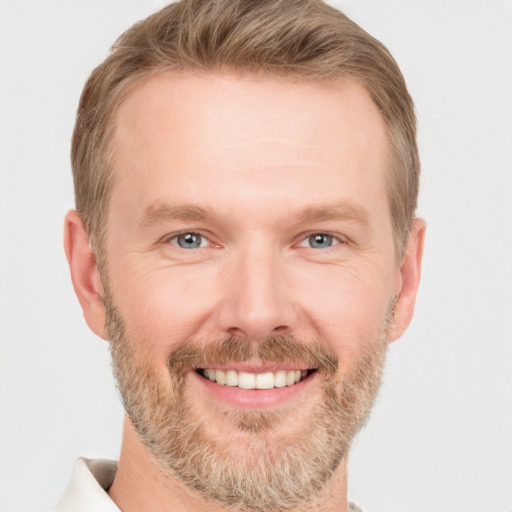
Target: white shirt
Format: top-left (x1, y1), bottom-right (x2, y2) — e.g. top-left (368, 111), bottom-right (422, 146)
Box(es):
top-left (52, 458), bottom-right (119, 512)
top-left (52, 457), bottom-right (365, 512)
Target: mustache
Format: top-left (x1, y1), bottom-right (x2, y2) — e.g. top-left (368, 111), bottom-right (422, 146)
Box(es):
top-left (166, 334), bottom-right (339, 376)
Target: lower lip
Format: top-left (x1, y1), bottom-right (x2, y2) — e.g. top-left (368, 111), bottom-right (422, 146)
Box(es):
top-left (191, 371), bottom-right (317, 409)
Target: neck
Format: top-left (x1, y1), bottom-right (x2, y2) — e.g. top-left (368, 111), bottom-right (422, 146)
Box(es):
top-left (109, 415), bottom-right (350, 512)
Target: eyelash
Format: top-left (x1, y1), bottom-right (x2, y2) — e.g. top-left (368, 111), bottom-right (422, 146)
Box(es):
top-left (166, 231), bottom-right (215, 250)
top-left (297, 232), bottom-right (345, 249)
top-left (165, 231), bottom-right (345, 250)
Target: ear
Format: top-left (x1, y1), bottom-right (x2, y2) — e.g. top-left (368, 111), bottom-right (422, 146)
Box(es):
top-left (389, 218), bottom-right (426, 342)
top-left (63, 210), bottom-right (107, 340)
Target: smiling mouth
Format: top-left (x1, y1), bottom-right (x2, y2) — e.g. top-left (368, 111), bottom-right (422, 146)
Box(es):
top-left (195, 368), bottom-right (318, 390)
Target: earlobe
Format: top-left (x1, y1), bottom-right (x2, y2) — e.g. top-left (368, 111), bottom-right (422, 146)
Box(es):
top-left (63, 210), bottom-right (108, 340)
top-left (389, 218), bottom-right (426, 342)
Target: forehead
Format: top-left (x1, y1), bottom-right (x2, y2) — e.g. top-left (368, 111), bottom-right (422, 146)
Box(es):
top-left (114, 72), bottom-right (388, 160)
top-left (110, 72), bottom-right (391, 221)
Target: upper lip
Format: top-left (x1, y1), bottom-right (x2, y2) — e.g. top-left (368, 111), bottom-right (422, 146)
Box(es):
top-left (193, 363), bottom-right (316, 373)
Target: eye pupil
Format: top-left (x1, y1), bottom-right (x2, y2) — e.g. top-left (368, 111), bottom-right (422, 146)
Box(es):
top-left (177, 233), bottom-right (202, 249)
top-left (309, 234), bottom-right (333, 249)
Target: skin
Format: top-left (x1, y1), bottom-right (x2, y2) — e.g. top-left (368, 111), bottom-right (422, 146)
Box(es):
top-left (64, 72), bottom-right (425, 512)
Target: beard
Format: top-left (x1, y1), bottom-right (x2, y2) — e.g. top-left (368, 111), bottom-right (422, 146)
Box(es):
top-left (104, 290), bottom-right (391, 512)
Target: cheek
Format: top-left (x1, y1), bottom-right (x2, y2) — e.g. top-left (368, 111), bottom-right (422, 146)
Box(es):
top-left (107, 260), bottom-right (220, 358)
top-left (292, 263), bottom-right (392, 369)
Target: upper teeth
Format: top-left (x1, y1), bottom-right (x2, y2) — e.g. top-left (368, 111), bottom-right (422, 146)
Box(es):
top-left (202, 369), bottom-right (307, 389)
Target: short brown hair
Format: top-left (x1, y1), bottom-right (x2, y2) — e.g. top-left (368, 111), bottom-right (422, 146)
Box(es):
top-left (72, 0), bottom-right (419, 261)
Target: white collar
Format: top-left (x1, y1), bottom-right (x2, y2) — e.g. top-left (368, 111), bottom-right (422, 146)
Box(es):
top-left (52, 457), bottom-right (120, 512)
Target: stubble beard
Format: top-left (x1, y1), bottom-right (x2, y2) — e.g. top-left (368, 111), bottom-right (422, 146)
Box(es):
top-left (104, 290), bottom-right (390, 512)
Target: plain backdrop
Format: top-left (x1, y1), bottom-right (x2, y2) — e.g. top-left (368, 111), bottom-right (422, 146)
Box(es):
top-left (1, 1), bottom-right (511, 511)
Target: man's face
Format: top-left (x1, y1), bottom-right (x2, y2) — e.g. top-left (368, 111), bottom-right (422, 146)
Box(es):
top-left (103, 73), bottom-right (402, 509)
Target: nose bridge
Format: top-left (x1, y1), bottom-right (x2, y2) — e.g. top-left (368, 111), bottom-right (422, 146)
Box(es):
top-left (218, 238), bottom-right (296, 339)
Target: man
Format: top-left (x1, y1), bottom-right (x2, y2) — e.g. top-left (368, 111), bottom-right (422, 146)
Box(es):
top-left (58, 0), bottom-right (425, 510)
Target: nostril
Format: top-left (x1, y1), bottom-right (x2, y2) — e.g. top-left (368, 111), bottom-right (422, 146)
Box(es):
top-left (227, 327), bottom-right (247, 338)
top-left (271, 325), bottom-right (290, 334)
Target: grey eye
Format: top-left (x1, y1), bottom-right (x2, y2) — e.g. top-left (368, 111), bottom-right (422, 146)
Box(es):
top-left (308, 234), bottom-right (334, 249)
top-left (175, 233), bottom-right (204, 249)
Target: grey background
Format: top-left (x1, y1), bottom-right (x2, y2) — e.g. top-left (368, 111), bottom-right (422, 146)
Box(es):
top-left (1, 1), bottom-right (511, 511)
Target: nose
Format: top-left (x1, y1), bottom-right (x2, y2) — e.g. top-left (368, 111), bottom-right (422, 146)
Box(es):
top-left (217, 243), bottom-right (298, 341)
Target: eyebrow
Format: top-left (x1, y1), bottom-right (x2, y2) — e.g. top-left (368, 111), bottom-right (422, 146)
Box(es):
top-left (139, 200), bottom-right (370, 228)
top-left (139, 202), bottom-right (214, 227)
top-left (297, 202), bottom-right (370, 227)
